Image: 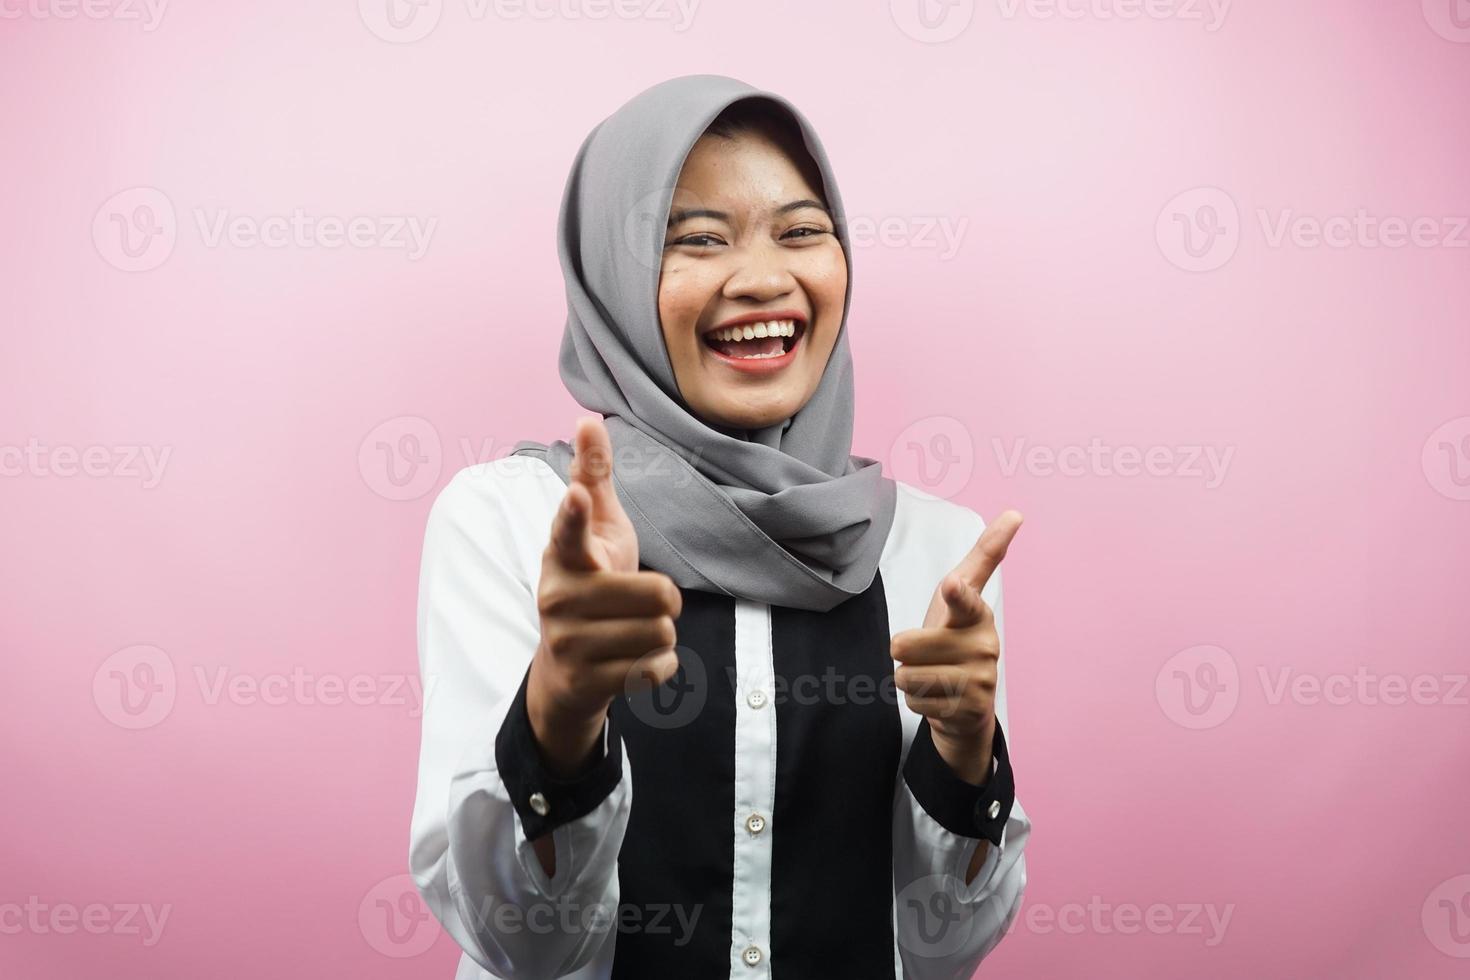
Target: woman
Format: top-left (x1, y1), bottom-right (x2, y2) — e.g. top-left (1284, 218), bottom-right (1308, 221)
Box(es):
top-left (410, 74), bottom-right (1031, 979)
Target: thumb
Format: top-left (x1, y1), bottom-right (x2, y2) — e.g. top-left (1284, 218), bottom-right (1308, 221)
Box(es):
top-left (549, 481), bottom-right (602, 572)
top-left (949, 510), bottom-right (1024, 594)
top-left (571, 415), bottom-right (626, 526)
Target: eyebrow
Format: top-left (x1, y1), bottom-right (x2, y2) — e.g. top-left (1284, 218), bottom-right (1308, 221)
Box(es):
top-left (667, 199), bottom-right (830, 226)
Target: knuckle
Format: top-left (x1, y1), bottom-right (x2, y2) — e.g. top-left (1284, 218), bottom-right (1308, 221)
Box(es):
top-left (542, 623), bottom-right (573, 658)
top-left (537, 582), bottom-right (573, 618)
top-left (661, 578), bottom-right (683, 616)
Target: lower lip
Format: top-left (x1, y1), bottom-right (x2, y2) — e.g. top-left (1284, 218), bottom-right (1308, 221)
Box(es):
top-left (703, 329), bottom-right (803, 375)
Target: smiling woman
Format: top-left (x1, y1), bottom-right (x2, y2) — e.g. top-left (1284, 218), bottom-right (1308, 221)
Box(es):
top-left (410, 74), bottom-right (1030, 980)
top-left (658, 99), bottom-right (845, 431)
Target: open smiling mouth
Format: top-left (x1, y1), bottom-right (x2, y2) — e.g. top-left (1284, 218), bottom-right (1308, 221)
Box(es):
top-left (702, 318), bottom-right (805, 362)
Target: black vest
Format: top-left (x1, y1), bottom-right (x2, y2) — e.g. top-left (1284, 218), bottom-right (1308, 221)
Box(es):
top-left (609, 569), bottom-right (902, 978)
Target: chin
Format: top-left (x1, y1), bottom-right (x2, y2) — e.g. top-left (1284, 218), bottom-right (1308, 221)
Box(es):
top-left (709, 400), bottom-right (801, 431)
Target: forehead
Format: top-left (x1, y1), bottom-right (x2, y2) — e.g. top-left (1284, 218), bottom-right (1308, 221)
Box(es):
top-left (671, 130), bottom-right (823, 211)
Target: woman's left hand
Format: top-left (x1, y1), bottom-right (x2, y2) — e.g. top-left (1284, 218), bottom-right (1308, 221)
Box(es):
top-left (891, 510), bottom-right (1024, 785)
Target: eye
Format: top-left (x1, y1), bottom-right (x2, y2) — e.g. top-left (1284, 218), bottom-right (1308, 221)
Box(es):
top-left (668, 232), bottom-right (727, 249)
top-left (781, 225), bottom-right (831, 241)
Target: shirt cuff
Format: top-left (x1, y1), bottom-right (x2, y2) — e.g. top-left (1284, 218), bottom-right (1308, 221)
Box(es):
top-left (902, 716), bottom-right (1016, 847)
top-left (493, 666), bottom-right (624, 841)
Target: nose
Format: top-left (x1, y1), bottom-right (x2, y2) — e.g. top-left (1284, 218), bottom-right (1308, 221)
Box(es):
top-left (721, 240), bottom-right (797, 303)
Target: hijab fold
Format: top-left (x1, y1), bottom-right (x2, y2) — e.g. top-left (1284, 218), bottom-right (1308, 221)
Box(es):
top-left (512, 74), bottom-right (896, 613)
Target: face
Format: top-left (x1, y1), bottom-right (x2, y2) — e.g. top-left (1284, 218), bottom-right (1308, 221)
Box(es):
top-left (658, 127), bottom-right (847, 432)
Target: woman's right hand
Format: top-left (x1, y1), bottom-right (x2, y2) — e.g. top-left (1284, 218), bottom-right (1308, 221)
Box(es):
top-left (525, 415), bottom-right (683, 777)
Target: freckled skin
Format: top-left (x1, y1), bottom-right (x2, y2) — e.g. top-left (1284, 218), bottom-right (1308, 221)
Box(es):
top-left (658, 129), bottom-right (847, 431)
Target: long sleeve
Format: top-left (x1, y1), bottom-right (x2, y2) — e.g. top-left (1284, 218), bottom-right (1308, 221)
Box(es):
top-left (408, 465), bottom-right (632, 979)
top-left (890, 564), bottom-right (1031, 979)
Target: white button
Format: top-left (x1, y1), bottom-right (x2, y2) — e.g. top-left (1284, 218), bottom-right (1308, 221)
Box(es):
top-left (741, 944), bottom-right (763, 966)
top-left (745, 813), bottom-right (766, 835)
top-left (529, 792), bottom-right (550, 817)
top-left (986, 799), bottom-right (1001, 820)
top-left (747, 689), bottom-right (767, 709)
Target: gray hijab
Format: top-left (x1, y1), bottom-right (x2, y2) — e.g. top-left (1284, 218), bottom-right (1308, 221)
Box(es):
top-left (511, 74), bottom-right (896, 614)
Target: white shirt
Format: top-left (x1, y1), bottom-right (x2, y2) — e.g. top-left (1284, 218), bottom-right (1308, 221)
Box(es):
top-left (409, 455), bottom-right (1031, 979)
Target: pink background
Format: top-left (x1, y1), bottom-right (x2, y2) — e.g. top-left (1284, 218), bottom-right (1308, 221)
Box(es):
top-left (3, 0), bottom-right (1469, 976)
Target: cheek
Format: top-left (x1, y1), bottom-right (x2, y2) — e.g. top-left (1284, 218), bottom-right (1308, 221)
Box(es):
top-left (798, 249), bottom-right (848, 351)
top-left (799, 247), bottom-right (848, 308)
top-left (658, 266), bottom-right (711, 355)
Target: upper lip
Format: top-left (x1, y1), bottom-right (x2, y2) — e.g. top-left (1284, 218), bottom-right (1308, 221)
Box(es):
top-left (701, 310), bottom-right (808, 337)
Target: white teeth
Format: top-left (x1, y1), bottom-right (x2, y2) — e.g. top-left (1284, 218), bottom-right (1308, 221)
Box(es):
top-left (728, 348), bottom-right (784, 359)
top-left (707, 319), bottom-right (797, 342)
